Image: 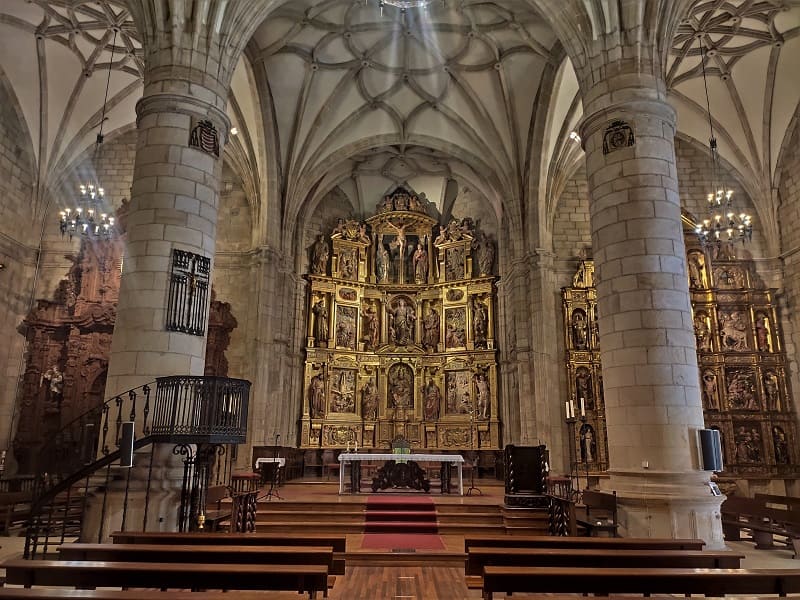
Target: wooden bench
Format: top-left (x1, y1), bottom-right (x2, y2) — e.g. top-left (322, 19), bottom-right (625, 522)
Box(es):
top-left (2, 559), bottom-right (328, 599)
top-left (0, 591), bottom-right (336, 600)
top-left (464, 534), bottom-right (705, 553)
top-left (722, 495), bottom-right (800, 557)
top-left (58, 543), bottom-right (335, 574)
top-left (481, 566), bottom-right (800, 599)
top-left (0, 492), bottom-right (32, 535)
top-left (202, 485), bottom-right (231, 532)
top-left (466, 547), bottom-right (744, 576)
top-left (109, 531), bottom-right (346, 574)
top-left (576, 489), bottom-right (618, 536)
top-left (756, 493), bottom-right (800, 512)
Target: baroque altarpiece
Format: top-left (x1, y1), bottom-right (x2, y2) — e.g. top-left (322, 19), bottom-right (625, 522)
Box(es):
top-left (13, 233), bottom-right (238, 475)
top-left (562, 246), bottom-right (798, 481)
top-left (301, 188), bottom-right (500, 450)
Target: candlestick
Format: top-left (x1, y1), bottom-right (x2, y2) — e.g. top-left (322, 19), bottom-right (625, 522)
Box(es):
top-left (355, 442), bottom-right (358, 453)
top-left (346, 441), bottom-right (351, 452)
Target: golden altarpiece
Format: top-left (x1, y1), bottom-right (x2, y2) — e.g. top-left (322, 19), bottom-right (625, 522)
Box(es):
top-left (301, 189), bottom-right (500, 451)
top-left (562, 245), bottom-right (798, 482)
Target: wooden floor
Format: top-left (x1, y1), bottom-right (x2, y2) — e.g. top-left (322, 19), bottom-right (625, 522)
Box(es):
top-left (2, 479), bottom-right (799, 599)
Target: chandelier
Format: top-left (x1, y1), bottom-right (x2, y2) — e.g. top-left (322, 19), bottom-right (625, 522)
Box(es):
top-left (694, 35), bottom-right (752, 248)
top-left (368, 0), bottom-right (442, 13)
top-left (59, 184), bottom-right (115, 240)
top-left (58, 29), bottom-right (119, 241)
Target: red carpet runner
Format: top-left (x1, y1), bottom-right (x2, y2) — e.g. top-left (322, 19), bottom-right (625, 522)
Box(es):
top-left (361, 495), bottom-right (444, 550)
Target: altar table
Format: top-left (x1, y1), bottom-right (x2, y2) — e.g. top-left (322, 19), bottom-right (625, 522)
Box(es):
top-left (338, 452), bottom-right (464, 495)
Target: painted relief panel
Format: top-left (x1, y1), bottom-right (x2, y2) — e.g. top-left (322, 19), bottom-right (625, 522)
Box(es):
top-left (330, 368), bottom-right (356, 414)
top-left (445, 308), bottom-right (467, 349)
top-left (335, 305), bottom-right (357, 350)
top-left (445, 371), bottom-right (471, 415)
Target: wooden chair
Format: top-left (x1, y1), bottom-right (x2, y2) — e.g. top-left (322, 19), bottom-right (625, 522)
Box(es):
top-left (322, 449), bottom-right (340, 481)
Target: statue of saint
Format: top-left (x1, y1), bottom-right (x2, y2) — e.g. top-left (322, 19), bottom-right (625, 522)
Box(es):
top-left (764, 371), bottom-right (780, 410)
top-left (755, 313), bottom-right (771, 352)
top-left (361, 379), bottom-right (378, 420)
top-left (473, 298), bottom-right (488, 348)
top-left (389, 365), bottom-right (412, 408)
top-left (773, 426), bottom-right (789, 464)
top-left (694, 313), bottom-right (711, 352)
top-left (474, 372), bottom-right (490, 419)
top-left (422, 306), bottom-right (440, 352)
top-left (412, 242), bottom-right (428, 283)
top-left (362, 304), bottom-right (380, 350)
top-left (424, 379), bottom-right (441, 421)
top-left (702, 370), bottom-right (719, 410)
top-left (688, 253), bottom-right (706, 288)
top-left (311, 235), bottom-right (329, 275)
top-left (309, 373), bottom-right (325, 418)
top-left (42, 365), bottom-right (64, 397)
top-left (475, 233), bottom-right (495, 276)
top-left (376, 241), bottom-right (389, 283)
top-left (580, 424), bottom-right (596, 463)
top-left (312, 298), bottom-right (328, 344)
top-left (572, 310), bottom-right (588, 349)
top-left (389, 298), bottom-right (416, 345)
top-left (575, 368), bottom-right (593, 409)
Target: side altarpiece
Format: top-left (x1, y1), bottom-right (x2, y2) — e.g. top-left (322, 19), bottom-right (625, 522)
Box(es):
top-left (302, 188), bottom-right (500, 450)
top-left (562, 243), bottom-right (798, 483)
top-left (13, 234), bottom-right (238, 474)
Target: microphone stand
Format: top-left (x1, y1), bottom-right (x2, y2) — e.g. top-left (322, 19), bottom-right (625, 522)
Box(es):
top-left (466, 410), bottom-right (482, 496)
top-left (264, 432), bottom-right (283, 501)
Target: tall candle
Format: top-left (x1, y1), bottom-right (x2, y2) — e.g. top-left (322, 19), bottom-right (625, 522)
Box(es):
top-left (580, 397), bottom-right (586, 417)
top-left (569, 399), bottom-right (575, 419)
top-left (565, 401), bottom-right (570, 419)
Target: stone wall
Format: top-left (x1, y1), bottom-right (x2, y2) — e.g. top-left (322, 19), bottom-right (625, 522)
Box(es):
top-left (778, 125), bottom-right (800, 474)
top-left (450, 186), bottom-right (499, 238)
top-left (552, 167), bottom-right (591, 265)
top-left (0, 82), bottom-right (37, 455)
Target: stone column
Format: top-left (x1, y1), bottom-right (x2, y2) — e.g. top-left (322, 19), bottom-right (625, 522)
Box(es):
top-left (578, 77), bottom-right (724, 547)
top-left (105, 84), bottom-right (229, 396)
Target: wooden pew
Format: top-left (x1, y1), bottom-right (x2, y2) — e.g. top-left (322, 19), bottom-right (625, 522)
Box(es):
top-left (464, 534), bottom-right (705, 553)
top-left (2, 560), bottom-right (328, 600)
top-left (756, 493), bottom-right (800, 512)
top-left (58, 543), bottom-right (334, 574)
top-left (480, 566), bottom-right (800, 599)
top-left (722, 495), bottom-right (800, 557)
top-left (0, 492), bottom-right (32, 535)
top-left (0, 591), bottom-right (334, 600)
top-left (466, 547), bottom-right (744, 576)
top-left (109, 531), bottom-right (346, 574)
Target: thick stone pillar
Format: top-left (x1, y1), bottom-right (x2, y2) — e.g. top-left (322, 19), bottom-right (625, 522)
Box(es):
top-left (105, 83), bottom-right (229, 395)
top-left (578, 78), bottom-right (724, 547)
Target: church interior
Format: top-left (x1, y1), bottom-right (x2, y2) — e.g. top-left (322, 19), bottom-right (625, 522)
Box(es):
top-left (1, 0), bottom-right (800, 598)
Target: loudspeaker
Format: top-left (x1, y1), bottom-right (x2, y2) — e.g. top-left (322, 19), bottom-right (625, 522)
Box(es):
top-left (698, 428), bottom-right (723, 472)
top-left (119, 421), bottom-right (135, 468)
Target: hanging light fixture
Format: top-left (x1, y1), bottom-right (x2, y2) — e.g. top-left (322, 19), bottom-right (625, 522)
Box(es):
top-left (59, 184), bottom-right (115, 240)
top-left (58, 29), bottom-right (119, 241)
top-left (367, 0), bottom-right (443, 15)
top-left (694, 34), bottom-right (752, 249)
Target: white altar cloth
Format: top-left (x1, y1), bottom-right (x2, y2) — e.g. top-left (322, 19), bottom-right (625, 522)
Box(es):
top-left (337, 452), bottom-right (464, 495)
